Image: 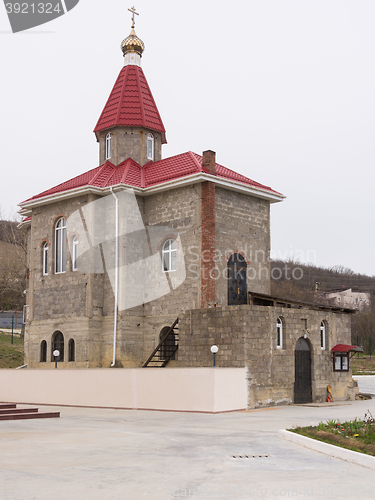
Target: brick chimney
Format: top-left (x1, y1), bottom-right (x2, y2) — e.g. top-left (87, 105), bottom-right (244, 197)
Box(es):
top-left (201, 150), bottom-right (216, 308)
top-left (202, 150), bottom-right (216, 174)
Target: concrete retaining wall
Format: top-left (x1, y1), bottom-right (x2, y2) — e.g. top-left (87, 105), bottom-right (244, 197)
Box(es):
top-left (0, 367), bottom-right (247, 413)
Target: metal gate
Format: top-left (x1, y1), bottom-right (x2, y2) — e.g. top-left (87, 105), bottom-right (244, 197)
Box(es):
top-left (294, 337), bottom-right (312, 404)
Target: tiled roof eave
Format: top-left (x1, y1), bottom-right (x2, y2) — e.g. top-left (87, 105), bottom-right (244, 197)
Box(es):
top-left (18, 185), bottom-right (107, 210)
top-left (144, 173), bottom-right (285, 202)
top-left (17, 218), bottom-right (31, 230)
top-left (18, 173), bottom-right (285, 212)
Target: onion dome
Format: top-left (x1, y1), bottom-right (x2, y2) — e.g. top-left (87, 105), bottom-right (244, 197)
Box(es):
top-left (121, 27), bottom-right (145, 57)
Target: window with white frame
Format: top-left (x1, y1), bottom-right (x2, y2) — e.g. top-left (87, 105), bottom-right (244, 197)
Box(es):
top-left (147, 133), bottom-right (154, 161)
top-left (320, 321), bottom-right (326, 350)
top-left (162, 239), bottom-right (177, 272)
top-left (276, 317), bottom-right (283, 349)
top-left (55, 218), bottom-right (67, 274)
top-left (106, 133), bottom-right (112, 160)
top-left (72, 236), bottom-right (78, 271)
top-left (42, 242), bottom-right (49, 276)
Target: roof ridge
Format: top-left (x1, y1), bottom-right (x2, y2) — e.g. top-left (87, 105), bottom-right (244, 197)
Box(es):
top-left (188, 151), bottom-right (204, 172)
top-left (136, 67), bottom-right (146, 128)
top-left (139, 67), bottom-right (167, 136)
top-left (89, 161), bottom-right (115, 186)
top-left (115, 66), bottom-right (128, 126)
top-left (120, 158), bottom-right (134, 184)
top-left (140, 161), bottom-right (146, 188)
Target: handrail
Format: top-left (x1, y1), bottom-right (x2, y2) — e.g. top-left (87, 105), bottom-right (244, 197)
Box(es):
top-left (15, 364), bottom-right (27, 369)
top-left (143, 318), bottom-right (179, 367)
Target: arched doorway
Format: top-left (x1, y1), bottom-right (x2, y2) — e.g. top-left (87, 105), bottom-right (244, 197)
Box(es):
top-left (51, 331), bottom-right (64, 362)
top-left (227, 253), bottom-right (247, 305)
top-left (159, 326), bottom-right (177, 360)
top-left (294, 337), bottom-right (312, 404)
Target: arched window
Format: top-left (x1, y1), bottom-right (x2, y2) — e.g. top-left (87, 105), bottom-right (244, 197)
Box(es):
top-left (162, 239), bottom-right (177, 272)
top-left (40, 340), bottom-right (47, 362)
top-left (227, 253), bottom-right (247, 305)
top-left (42, 243), bottom-right (49, 276)
top-left (68, 338), bottom-right (75, 362)
top-left (72, 236), bottom-right (78, 271)
top-left (320, 321), bottom-right (326, 350)
top-left (55, 218), bottom-right (67, 274)
top-left (51, 331), bottom-right (64, 362)
top-left (276, 317), bottom-right (283, 349)
top-left (147, 133), bottom-right (154, 161)
top-left (106, 133), bottom-right (112, 160)
top-left (159, 326), bottom-right (177, 360)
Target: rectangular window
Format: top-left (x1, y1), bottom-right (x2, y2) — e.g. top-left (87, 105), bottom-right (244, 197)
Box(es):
top-left (43, 244), bottom-right (49, 276)
top-left (72, 238), bottom-right (78, 271)
top-left (333, 354), bottom-right (349, 372)
top-left (147, 133), bottom-right (154, 161)
top-left (276, 319), bottom-right (283, 349)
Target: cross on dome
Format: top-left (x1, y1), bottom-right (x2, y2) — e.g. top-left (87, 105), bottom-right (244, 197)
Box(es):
top-left (121, 5), bottom-right (145, 64)
top-left (128, 6), bottom-right (139, 28)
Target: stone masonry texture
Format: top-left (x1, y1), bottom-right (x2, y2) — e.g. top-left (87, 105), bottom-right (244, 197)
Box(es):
top-left (23, 168), bottom-right (355, 408)
top-left (177, 305), bottom-right (356, 407)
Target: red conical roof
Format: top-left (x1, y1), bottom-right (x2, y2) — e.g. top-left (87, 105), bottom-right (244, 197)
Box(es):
top-left (94, 65), bottom-right (166, 143)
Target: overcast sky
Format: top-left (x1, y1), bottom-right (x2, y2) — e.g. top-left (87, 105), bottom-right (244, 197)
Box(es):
top-left (1, 0), bottom-right (374, 276)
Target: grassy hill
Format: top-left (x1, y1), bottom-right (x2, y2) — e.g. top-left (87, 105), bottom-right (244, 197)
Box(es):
top-left (0, 330), bottom-right (24, 368)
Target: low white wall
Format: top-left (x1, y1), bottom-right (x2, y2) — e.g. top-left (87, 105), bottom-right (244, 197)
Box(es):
top-left (0, 367), bottom-right (247, 413)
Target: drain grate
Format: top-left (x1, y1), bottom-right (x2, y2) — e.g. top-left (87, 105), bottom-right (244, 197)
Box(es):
top-left (231, 454), bottom-right (270, 459)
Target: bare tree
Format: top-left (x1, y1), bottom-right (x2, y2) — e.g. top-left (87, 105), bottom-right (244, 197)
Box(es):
top-left (0, 218), bottom-right (27, 310)
top-left (352, 296), bottom-right (375, 355)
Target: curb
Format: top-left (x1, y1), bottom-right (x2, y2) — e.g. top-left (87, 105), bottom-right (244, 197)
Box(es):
top-left (279, 429), bottom-right (375, 470)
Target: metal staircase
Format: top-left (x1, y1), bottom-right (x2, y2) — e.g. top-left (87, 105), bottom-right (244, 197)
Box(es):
top-left (143, 318), bottom-right (179, 367)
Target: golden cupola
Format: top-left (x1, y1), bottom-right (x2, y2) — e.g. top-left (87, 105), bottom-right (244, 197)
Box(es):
top-left (121, 7), bottom-right (145, 66)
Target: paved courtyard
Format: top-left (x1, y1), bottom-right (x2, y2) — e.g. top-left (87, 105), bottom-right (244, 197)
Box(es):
top-left (0, 376), bottom-right (374, 500)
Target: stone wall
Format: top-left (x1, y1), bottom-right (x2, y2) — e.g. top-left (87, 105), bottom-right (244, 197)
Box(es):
top-left (24, 179), bottom-right (274, 373)
top-left (177, 304), bottom-right (356, 407)
top-left (24, 184), bottom-right (204, 368)
top-left (215, 187), bottom-right (271, 304)
top-left (98, 127), bottom-right (163, 166)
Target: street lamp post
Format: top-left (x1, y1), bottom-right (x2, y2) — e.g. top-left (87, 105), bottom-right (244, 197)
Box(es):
top-left (210, 345), bottom-right (219, 367)
top-left (53, 349), bottom-right (60, 369)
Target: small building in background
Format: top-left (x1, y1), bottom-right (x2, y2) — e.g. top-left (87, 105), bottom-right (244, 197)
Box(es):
top-left (322, 288), bottom-right (370, 310)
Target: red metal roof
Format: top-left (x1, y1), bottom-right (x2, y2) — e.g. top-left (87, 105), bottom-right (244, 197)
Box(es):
top-left (331, 344), bottom-right (363, 353)
top-left (94, 65), bottom-right (166, 141)
top-left (21, 152), bottom-right (282, 204)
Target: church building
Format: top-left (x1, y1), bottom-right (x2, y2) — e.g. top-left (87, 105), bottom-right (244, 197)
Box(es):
top-left (19, 12), bottom-right (358, 408)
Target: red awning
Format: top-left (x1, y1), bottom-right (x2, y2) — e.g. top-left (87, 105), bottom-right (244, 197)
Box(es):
top-left (331, 344), bottom-right (364, 353)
